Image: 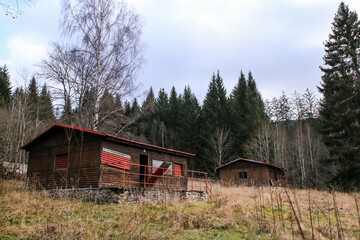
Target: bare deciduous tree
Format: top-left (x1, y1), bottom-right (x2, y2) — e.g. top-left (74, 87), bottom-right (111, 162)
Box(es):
top-left (41, 0), bottom-right (144, 130)
top-left (246, 121), bottom-right (272, 163)
top-left (206, 128), bottom-right (233, 168)
top-left (246, 90), bottom-right (329, 188)
top-left (0, 0), bottom-right (33, 18)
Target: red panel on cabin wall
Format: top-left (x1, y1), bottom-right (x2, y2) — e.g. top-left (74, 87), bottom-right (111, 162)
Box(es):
top-left (174, 164), bottom-right (182, 177)
top-left (55, 155), bottom-right (68, 169)
top-left (101, 149), bottom-right (130, 170)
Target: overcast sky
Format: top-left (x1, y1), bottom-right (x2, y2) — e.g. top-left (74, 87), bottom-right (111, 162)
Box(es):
top-left (1, 0), bottom-right (359, 103)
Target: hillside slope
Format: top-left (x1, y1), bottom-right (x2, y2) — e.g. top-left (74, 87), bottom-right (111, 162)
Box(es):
top-left (1, 179), bottom-right (359, 239)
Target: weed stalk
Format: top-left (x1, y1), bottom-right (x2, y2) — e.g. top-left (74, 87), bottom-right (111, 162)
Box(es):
top-left (285, 187), bottom-right (305, 240)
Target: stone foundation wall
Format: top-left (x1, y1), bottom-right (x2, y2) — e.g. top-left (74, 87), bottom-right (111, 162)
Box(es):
top-left (46, 188), bottom-right (209, 204)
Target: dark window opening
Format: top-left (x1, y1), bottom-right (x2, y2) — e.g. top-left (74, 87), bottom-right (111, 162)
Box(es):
top-left (140, 154), bottom-right (148, 183)
top-left (55, 154), bottom-right (68, 170)
top-left (239, 171), bottom-right (247, 179)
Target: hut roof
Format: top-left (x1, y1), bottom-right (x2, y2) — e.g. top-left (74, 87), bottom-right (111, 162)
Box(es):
top-left (20, 123), bottom-right (195, 158)
top-left (214, 158), bottom-right (283, 172)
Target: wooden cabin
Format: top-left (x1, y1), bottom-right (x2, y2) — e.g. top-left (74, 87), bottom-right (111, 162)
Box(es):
top-left (21, 123), bottom-right (207, 190)
top-left (215, 158), bottom-right (284, 186)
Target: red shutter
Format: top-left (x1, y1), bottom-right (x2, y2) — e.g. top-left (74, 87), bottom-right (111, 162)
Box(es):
top-left (101, 148), bottom-right (130, 170)
top-left (55, 155), bottom-right (68, 170)
top-left (174, 164), bottom-right (182, 177)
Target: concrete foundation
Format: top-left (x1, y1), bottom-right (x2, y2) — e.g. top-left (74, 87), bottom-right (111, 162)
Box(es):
top-left (46, 188), bottom-right (209, 204)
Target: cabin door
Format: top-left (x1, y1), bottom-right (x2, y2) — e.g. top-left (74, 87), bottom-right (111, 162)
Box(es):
top-left (139, 154), bottom-right (148, 184)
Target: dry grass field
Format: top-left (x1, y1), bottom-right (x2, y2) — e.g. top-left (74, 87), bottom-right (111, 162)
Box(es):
top-left (1, 179), bottom-right (359, 239)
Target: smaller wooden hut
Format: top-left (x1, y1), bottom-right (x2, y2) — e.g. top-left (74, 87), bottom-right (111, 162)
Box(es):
top-left (215, 158), bottom-right (284, 186)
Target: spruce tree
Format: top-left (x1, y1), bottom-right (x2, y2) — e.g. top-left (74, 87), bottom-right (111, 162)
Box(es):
top-left (229, 71), bottom-right (249, 157)
top-left (143, 87), bottom-right (155, 114)
top-left (39, 84), bottom-right (55, 122)
top-left (123, 100), bottom-right (131, 117)
top-left (201, 71), bottom-right (230, 132)
top-left (156, 88), bottom-right (169, 124)
top-left (319, 2), bottom-right (360, 189)
top-left (272, 91), bottom-right (292, 122)
top-left (229, 71), bottom-right (267, 158)
top-left (0, 65), bottom-right (11, 107)
top-left (198, 71), bottom-right (231, 171)
top-left (27, 77), bottom-right (39, 121)
top-left (139, 87), bottom-right (156, 142)
top-left (154, 88), bottom-right (169, 147)
top-left (177, 86), bottom-right (201, 155)
top-left (98, 88), bottom-right (116, 132)
top-left (167, 86), bottom-right (180, 148)
top-left (130, 98), bottom-right (141, 135)
top-left (246, 72), bottom-right (267, 126)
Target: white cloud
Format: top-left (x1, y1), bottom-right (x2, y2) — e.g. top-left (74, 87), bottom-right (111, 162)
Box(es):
top-left (0, 0), bottom-right (61, 86)
top-left (7, 35), bottom-right (47, 66)
top-left (0, 34), bottom-right (47, 86)
top-left (1, 0), bottom-right (357, 100)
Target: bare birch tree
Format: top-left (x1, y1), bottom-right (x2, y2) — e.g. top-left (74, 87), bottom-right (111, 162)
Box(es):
top-left (0, 0), bottom-right (33, 18)
top-left (41, 0), bottom-right (144, 130)
top-left (246, 121), bottom-right (272, 163)
top-left (206, 128), bottom-right (233, 168)
top-left (292, 91), bottom-right (306, 187)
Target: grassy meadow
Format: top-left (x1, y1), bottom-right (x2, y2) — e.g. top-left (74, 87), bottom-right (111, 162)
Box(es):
top-left (1, 179), bottom-right (359, 239)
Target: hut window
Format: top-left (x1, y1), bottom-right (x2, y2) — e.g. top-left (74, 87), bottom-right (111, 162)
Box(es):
top-left (55, 154), bottom-right (68, 170)
top-left (152, 160), bottom-right (172, 175)
top-left (239, 172), bottom-right (247, 179)
top-left (101, 148), bottom-right (130, 170)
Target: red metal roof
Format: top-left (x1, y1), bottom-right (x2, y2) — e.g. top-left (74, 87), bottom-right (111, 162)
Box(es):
top-left (214, 158), bottom-right (283, 172)
top-left (20, 123), bottom-right (196, 157)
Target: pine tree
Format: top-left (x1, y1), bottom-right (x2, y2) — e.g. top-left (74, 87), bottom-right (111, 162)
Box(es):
top-left (130, 98), bottom-right (141, 135)
top-left (98, 88), bottom-right (116, 132)
top-left (143, 87), bottom-right (155, 114)
top-left (140, 87), bottom-right (156, 142)
top-left (123, 100), bottom-right (131, 117)
top-left (38, 84), bottom-right (55, 122)
top-left (156, 88), bottom-right (169, 123)
top-left (177, 86), bottom-right (201, 155)
top-left (229, 71), bottom-right (267, 158)
top-left (27, 77), bottom-right (39, 121)
top-left (154, 88), bottom-right (169, 147)
top-left (246, 72), bottom-right (267, 128)
top-left (74, 87), bottom-right (94, 128)
top-left (303, 88), bottom-right (319, 120)
top-left (198, 71), bottom-right (231, 171)
top-left (229, 72), bottom-right (248, 157)
top-left (319, 2), bottom-right (360, 189)
top-left (201, 71), bottom-right (230, 132)
top-left (0, 65), bottom-right (11, 107)
top-left (167, 86), bottom-right (180, 148)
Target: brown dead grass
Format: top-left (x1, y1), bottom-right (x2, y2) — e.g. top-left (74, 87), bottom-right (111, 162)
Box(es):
top-left (1, 179), bottom-right (359, 239)
top-left (210, 183), bottom-right (360, 239)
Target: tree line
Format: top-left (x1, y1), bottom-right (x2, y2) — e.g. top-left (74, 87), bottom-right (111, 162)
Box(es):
top-left (0, 64), bottom-right (327, 189)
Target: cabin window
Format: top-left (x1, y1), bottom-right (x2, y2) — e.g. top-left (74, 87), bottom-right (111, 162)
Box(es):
top-left (174, 164), bottom-right (183, 177)
top-left (239, 171), bottom-right (247, 179)
top-left (101, 148), bottom-right (130, 170)
top-left (55, 154), bottom-right (68, 170)
top-left (152, 160), bottom-right (172, 175)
